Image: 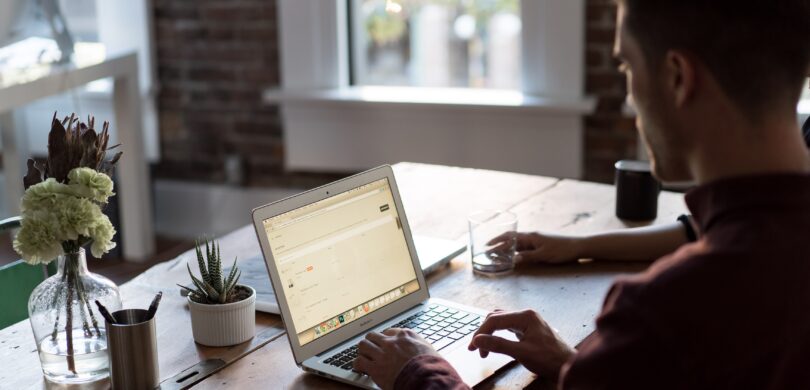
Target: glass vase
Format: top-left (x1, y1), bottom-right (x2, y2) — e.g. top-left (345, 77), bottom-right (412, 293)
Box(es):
top-left (27, 248), bottom-right (122, 384)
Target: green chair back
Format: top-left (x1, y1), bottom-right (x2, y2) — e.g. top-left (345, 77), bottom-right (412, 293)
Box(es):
top-left (0, 260), bottom-right (56, 329)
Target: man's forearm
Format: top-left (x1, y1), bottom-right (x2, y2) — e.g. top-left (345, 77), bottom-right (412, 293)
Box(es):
top-left (577, 222), bottom-right (689, 261)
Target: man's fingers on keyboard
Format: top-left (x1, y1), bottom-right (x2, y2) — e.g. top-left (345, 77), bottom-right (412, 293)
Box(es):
top-left (484, 309), bottom-right (504, 319)
top-left (509, 327), bottom-right (525, 339)
top-left (353, 355), bottom-right (371, 374)
top-left (382, 328), bottom-right (404, 337)
top-left (468, 311), bottom-right (524, 350)
top-left (472, 334), bottom-right (523, 360)
top-left (358, 339), bottom-right (383, 359)
top-left (366, 331), bottom-right (387, 345)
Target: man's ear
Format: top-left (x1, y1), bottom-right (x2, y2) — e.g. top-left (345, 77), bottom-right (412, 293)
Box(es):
top-left (664, 50), bottom-right (696, 108)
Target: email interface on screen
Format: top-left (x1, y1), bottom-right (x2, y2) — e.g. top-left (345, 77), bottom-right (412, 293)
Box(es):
top-left (262, 178), bottom-right (419, 346)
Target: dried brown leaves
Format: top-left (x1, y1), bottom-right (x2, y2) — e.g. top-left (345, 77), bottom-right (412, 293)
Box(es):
top-left (23, 112), bottom-right (123, 190)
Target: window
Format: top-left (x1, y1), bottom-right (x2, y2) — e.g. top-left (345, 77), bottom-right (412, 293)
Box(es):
top-left (350, 0), bottom-right (522, 89)
top-left (274, 0), bottom-right (591, 178)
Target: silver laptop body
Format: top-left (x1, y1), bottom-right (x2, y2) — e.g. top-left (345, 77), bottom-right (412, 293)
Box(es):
top-left (251, 165), bottom-right (513, 389)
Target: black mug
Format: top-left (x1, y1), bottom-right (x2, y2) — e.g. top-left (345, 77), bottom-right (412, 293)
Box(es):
top-left (614, 160), bottom-right (660, 221)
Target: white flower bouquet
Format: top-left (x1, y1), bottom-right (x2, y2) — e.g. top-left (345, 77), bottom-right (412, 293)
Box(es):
top-left (14, 168), bottom-right (117, 264)
top-left (14, 113), bottom-right (121, 264)
top-left (14, 113), bottom-right (123, 380)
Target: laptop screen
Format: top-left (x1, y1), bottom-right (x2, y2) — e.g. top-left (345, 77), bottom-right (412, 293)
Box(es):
top-left (261, 178), bottom-right (419, 346)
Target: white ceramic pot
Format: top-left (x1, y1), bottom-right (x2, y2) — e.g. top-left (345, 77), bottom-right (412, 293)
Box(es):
top-left (188, 285), bottom-right (256, 347)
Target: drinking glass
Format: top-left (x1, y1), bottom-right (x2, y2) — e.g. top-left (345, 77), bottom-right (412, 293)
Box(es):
top-left (468, 210), bottom-right (518, 274)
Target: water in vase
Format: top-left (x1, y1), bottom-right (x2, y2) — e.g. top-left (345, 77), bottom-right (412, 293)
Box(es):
top-left (38, 329), bottom-right (109, 383)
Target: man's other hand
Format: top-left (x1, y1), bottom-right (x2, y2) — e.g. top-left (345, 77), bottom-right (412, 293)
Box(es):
top-left (488, 232), bottom-right (582, 264)
top-left (354, 328), bottom-right (439, 390)
top-left (468, 309), bottom-right (575, 378)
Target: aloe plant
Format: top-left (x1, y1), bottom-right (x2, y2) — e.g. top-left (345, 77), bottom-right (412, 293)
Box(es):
top-left (178, 239), bottom-right (241, 304)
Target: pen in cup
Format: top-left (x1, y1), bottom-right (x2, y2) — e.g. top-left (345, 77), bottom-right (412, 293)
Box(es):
top-left (147, 291), bottom-right (163, 320)
top-left (95, 300), bottom-right (116, 324)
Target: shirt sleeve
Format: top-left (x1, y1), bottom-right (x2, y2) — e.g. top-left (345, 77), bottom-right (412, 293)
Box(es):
top-left (394, 354), bottom-right (471, 390)
top-left (559, 282), bottom-right (680, 390)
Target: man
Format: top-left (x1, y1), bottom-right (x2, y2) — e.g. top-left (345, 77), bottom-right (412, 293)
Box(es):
top-left (353, 1), bottom-right (810, 389)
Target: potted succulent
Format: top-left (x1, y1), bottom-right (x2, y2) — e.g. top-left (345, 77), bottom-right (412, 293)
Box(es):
top-left (178, 239), bottom-right (255, 347)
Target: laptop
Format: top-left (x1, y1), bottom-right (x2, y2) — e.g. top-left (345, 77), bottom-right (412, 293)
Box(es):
top-left (251, 165), bottom-right (514, 389)
top-left (215, 236), bottom-right (463, 315)
top-left (413, 235), bottom-right (466, 275)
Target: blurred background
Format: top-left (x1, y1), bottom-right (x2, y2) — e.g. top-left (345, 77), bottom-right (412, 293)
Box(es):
top-left (1, 0), bottom-right (808, 277)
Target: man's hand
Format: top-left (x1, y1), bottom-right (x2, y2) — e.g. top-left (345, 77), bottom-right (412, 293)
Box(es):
top-left (488, 232), bottom-right (583, 264)
top-left (354, 328), bottom-right (439, 390)
top-left (468, 309), bottom-right (575, 378)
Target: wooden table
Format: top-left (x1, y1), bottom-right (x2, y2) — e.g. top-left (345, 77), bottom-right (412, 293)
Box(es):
top-left (0, 163), bottom-right (687, 389)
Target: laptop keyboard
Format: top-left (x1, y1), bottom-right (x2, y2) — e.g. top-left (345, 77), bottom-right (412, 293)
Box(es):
top-left (322, 304), bottom-right (483, 372)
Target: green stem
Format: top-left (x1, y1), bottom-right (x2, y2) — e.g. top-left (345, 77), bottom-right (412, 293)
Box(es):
top-left (76, 282), bottom-right (92, 338)
top-left (50, 271), bottom-right (67, 341)
top-left (64, 262), bottom-right (76, 374)
top-left (75, 276), bottom-right (101, 337)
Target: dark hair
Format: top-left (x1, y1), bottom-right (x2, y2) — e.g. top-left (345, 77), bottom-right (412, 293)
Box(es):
top-left (618, 0), bottom-right (810, 117)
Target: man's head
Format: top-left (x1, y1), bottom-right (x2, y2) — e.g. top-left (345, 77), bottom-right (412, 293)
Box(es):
top-left (614, 1), bottom-right (810, 182)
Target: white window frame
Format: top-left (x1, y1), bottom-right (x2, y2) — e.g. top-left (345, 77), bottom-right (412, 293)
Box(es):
top-left (269, 0), bottom-right (594, 178)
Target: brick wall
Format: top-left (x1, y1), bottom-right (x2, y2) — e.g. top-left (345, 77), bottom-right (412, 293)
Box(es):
top-left (152, 0), bottom-right (343, 188)
top-left (152, 0), bottom-right (635, 186)
top-left (583, 0), bottom-right (639, 183)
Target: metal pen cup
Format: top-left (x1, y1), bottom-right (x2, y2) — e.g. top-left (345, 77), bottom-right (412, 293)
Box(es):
top-left (105, 309), bottom-right (159, 390)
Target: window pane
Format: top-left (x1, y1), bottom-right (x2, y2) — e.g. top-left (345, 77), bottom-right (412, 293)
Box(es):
top-left (351, 0), bottom-right (522, 89)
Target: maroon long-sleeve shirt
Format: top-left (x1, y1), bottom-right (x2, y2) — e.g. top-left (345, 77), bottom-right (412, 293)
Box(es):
top-left (395, 173), bottom-right (810, 389)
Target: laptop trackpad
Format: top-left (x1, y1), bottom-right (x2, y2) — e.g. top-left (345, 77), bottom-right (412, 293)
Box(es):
top-left (442, 330), bottom-right (517, 386)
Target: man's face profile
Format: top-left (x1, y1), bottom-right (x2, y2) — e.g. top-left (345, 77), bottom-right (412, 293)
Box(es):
top-left (614, 4), bottom-right (690, 183)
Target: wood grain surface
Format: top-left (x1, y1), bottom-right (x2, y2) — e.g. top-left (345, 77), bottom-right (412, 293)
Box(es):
top-left (195, 163), bottom-right (688, 389)
top-left (0, 163), bottom-right (688, 389)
